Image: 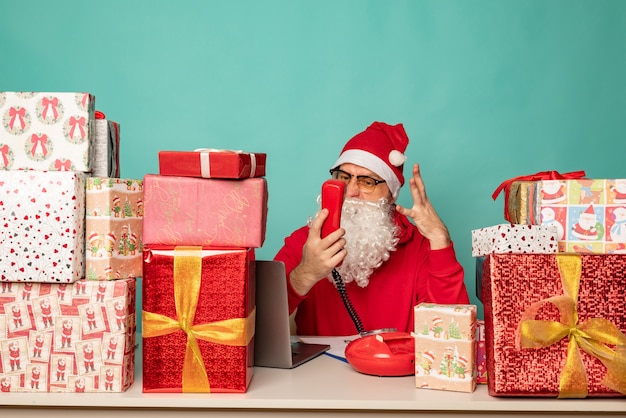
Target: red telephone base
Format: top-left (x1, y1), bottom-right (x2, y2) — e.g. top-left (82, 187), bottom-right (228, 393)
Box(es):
top-left (344, 331), bottom-right (415, 377)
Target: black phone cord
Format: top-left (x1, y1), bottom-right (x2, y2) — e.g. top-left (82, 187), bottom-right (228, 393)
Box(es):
top-left (331, 268), bottom-right (365, 335)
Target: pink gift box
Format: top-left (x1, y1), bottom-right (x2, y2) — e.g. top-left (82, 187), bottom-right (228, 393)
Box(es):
top-left (158, 150), bottom-right (266, 179)
top-left (0, 171), bottom-right (86, 283)
top-left (85, 178), bottom-right (144, 280)
top-left (0, 92), bottom-right (95, 172)
top-left (0, 278), bottom-right (136, 392)
top-left (142, 174), bottom-right (267, 248)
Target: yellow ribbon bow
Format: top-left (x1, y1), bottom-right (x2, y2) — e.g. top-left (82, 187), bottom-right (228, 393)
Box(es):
top-left (517, 253), bottom-right (626, 398)
top-left (142, 246), bottom-right (255, 392)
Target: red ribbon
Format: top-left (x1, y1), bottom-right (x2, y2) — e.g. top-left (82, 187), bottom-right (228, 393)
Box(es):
top-left (69, 116), bottom-right (86, 139)
top-left (492, 170), bottom-right (587, 222)
top-left (9, 107), bottom-right (26, 130)
top-left (41, 97), bottom-right (59, 120)
top-left (0, 145), bottom-right (9, 167)
top-left (54, 159), bottom-right (72, 171)
top-left (30, 134), bottom-right (48, 157)
top-left (95, 110), bottom-right (106, 119)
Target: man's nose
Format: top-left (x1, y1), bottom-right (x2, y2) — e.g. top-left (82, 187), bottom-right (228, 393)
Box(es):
top-left (345, 178), bottom-right (361, 197)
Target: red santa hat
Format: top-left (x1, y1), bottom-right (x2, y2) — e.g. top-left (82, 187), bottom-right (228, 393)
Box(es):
top-left (457, 355), bottom-right (467, 368)
top-left (432, 316), bottom-right (443, 326)
top-left (332, 122), bottom-right (409, 200)
top-left (421, 351), bottom-right (436, 363)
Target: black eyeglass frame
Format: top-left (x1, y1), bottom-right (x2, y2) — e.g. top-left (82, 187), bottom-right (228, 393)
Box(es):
top-left (329, 168), bottom-right (386, 191)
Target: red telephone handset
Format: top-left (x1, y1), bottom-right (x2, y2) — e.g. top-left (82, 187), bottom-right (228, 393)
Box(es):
top-left (321, 179), bottom-right (345, 238)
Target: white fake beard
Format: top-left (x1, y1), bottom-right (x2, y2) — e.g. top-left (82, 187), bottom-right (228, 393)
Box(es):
top-left (312, 197), bottom-right (399, 287)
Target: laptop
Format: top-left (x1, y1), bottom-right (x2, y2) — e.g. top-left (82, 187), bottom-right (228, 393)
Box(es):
top-left (254, 260), bottom-right (330, 368)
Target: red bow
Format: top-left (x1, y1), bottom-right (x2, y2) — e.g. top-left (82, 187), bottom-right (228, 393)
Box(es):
top-left (95, 110), bottom-right (106, 119)
top-left (492, 170), bottom-right (587, 221)
top-left (9, 107), bottom-right (26, 130)
top-left (0, 145), bottom-right (9, 167)
top-left (54, 159), bottom-right (72, 171)
top-left (69, 116), bottom-right (86, 139)
top-left (41, 97), bottom-right (59, 120)
top-left (30, 134), bottom-right (49, 157)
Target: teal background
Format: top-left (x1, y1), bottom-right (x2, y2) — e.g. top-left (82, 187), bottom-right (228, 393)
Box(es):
top-left (3, 0), bottom-right (626, 320)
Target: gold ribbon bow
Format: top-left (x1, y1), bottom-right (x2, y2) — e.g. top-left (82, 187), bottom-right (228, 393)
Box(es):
top-left (517, 253), bottom-right (626, 398)
top-left (142, 246), bottom-right (255, 392)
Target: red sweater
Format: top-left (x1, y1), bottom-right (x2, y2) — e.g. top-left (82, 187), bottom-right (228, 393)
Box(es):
top-left (274, 213), bottom-right (469, 336)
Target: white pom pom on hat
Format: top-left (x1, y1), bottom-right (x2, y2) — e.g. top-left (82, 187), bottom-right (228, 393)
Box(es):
top-left (332, 121), bottom-right (409, 200)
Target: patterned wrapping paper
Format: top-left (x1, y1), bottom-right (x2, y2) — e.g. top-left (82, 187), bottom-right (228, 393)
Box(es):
top-left (0, 171), bottom-right (86, 283)
top-left (413, 303), bottom-right (477, 393)
top-left (0, 278), bottom-right (136, 392)
top-left (506, 179), bottom-right (626, 254)
top-left (92, 117), bottom-right (120, 178)
top-left (0, 92), bottom-right (95, 172)
top-left (142, 246), bottom-right (255, 393)
top-left (471, 223), bottom-right (559, 257)
top-left (482, 253), bottom-right (626, 397)
top-left (476, 320), bottom-right (487, 385)
top-left (158, 149), bottom-right (266, 179)
top-left (85, 178), bottom-right (143, 280)
top-left (142, 174), bottom-right (268, 248)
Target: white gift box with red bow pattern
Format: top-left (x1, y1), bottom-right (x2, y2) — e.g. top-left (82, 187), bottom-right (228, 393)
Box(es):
top-left (0, 92), bottom-right (95, 172)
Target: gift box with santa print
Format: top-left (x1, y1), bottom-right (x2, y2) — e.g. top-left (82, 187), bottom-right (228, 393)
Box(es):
top-left (85, 178), bottom-right (143, 281)
top-left (0, 170), bottom-right (86, 283)
top-left (497, 174), bottom-right (626, 254)
top-left (475, 320), bottom-right (487, 385)
top-left (0, 278), bottom-right (136, 392)
top-left (471, 223), bottom-right (559, 257)
top-left (141, 246), bottom-right (255, 393)
top-left (92, 111), bottom-right (120, 178)
top-left (0, 92), bottom-right (95, 172)
top-left (158, 149), bottom-right (266, 179)
top-left (482, 253), bottom-right (626, 397)
top-left (142, 174), bottom-right (268, 248)
top-left (413, 303), bottom-right (477, 393)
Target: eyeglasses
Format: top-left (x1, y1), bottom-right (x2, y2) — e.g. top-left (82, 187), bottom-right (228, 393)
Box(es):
top-left (329, 168), bottom-right (386, 193)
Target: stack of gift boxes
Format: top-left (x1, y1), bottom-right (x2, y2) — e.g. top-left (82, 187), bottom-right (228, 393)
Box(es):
top-left (473, 171), bottom-right (626, 398)
top-left (0, 92), bottom-right (142, 393)
top-left (141, 149), bottom-right (267, 393)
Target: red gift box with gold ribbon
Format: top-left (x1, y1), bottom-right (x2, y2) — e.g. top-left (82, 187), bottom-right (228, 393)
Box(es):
top-left (482, 253), bottom-right (626, 397)
top-left (141, 246), bottom-right (255, 393)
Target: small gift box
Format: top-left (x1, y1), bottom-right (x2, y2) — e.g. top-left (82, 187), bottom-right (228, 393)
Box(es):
top-left (482, 253), bottom-right (626, 397)
top-left (0, 92), bottom-right (95, 172)
top-left (0, 171), bottom-right (86, 283)
top-left (142, 174), bottom-right (268, 248)
top-left (141, 246), bottom-right (255, 393)
top-left (413, 303), bottom-right (477, 393)
top-left (158, 149), bottom-right (266, 179)
top-left (92, 111), bottom-right (120, 178)
top-left (471, 223), bottom-right (559, 257)
top-left (0, 278), bottom-right (136, 392)
top-left (85, 178), bottom-right (144, 280)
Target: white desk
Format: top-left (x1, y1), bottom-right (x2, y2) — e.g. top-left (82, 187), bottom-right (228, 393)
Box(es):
top-left (1, 351), bottom-right (624, 417)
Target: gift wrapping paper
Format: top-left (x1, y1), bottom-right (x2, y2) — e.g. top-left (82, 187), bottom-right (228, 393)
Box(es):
top-left (142, 174), bottom-right (268, 248)
top-left (0, 92), bottom-right (95, 172)
top-left (142, 246), bottom-right (255, 393)
top-left (506, 181), bottom-right (534, 224)
top-left (0, 278), bottom-right (136, 392)
top-left (86, 178), bottom-right (143, 281)
top-left (158, 149), bottom-right (266, 179)
top-left (507, 179), bottom-right (626, 254)
top-left (471, 223), bottom-right (559, 257)
top-left (92, 117), bottom-right (120, 178)
top-left (0, 171), bottom-right (86, 283)
top-left (476, 320), bottom-right (487, 385)
top-left (413, 303), bottom-right (477, 393)
top-left (482, 253), bottom-right (626, 397)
